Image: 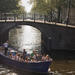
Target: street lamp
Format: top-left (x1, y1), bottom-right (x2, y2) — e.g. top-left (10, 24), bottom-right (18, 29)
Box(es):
top-left (66, 0), bottom-right (71, 25)
top-left (33, 0), bottom-right (36, 22)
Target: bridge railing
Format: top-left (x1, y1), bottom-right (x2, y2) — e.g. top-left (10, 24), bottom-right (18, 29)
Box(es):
top-left (0, 13), bottom-right (58, 24)
top-left (0, 12), bottom-right (74, 27)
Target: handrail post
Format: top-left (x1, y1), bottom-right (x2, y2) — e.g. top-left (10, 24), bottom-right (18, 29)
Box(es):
top-left (0, 11), bottom-right (2, 20)
top-left (23, 13), bottom-right (24, 22)
top-left (14, 14), bottom-right (16, 22)
top-left (5, 13), bottom-right (7, 22)
top-left (66, 0), bottom-right (71, 26)
top-left (44, 14), bottom-right (46, 23)
top-left (34, 13), bottom-right (35, 22)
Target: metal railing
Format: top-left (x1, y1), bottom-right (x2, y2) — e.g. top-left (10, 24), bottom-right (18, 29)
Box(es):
top-left (0, 12), bottom-right (75, 27)
top-left (0, 13), bottom-right (57, 23)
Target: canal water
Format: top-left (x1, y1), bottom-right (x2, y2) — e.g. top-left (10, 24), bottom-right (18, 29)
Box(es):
top-left (9, 25), bottom-right (41, 54)
top-left (0, 25), bottom-right (75, 75)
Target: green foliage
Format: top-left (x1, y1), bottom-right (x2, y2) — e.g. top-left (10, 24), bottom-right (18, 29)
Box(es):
top-left (71, 0), bottom-right (75, 8)
top-left (30, 0), bottom-right (75, 14)
top-left (12, 5), bottom-right (25, 14)
top-left (31, 0), bottom-right (52, 14)
top-left (0, 0), bottom-right (25, 13)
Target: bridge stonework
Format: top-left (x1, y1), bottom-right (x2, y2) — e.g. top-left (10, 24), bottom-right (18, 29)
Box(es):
top-left (0, 21), bottom-right (75, 59)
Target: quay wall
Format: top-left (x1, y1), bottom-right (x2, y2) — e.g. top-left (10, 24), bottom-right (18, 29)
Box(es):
top-left (0, 22), bottom-right (16, 43)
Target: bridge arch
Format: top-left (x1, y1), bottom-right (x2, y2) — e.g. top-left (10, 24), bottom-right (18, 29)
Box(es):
top-left (0, 21), bottom-right (75, 59)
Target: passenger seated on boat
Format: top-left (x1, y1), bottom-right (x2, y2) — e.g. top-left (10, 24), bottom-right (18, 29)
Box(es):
top-left (30, 50), bottom-right (43, 62)
top-left (31, 57), bottom-right (37, 62)
top-left (17, 53), bottom-right (21, 61)
top-left (9, 53), bottom-right (12, 58)
top-left (15, 52), bottom-right (20, 61)
top-left (23, 49), bottom-right (27, 60)
top-left (46, 55), bottom-right (53, 61)
top-left (20, 55), bottom-right (24, 62)
top-left (31, 50), bottom-right (37, 59)
top-left (42, 54), bottom-right (53, 61)
top-left (25, 56), bottom-right (29, 63)
top-left (41, 54), bottom-right (46, 61)
top-left (45, 55), bottom-right (50, 61)
top-left (36, 54), bottom-right (42, 61)
top-left (31, 50), bottom-right (36, 57)
top-left (32, 54), bottom-right (38, 62)
top-left (8, 50), bottom-right (17, 59)
top-left (33, 54), bottom-right (37, 60)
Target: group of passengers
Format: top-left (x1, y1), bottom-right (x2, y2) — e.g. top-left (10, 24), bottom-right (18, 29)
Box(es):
top-left (8, 49), bottom-right (52, 63)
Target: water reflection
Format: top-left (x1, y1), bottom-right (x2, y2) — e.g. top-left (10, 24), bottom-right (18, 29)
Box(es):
top-left (0, 64), bottom-right (50, 75)
top-left (50, 60), bottom-right (75, 75)
top-left (9, 25), bottom-right (41, 54)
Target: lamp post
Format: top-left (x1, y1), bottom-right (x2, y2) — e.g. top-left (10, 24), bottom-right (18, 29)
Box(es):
top-left (50, 0), bottom-right (52, 22)
top-left (34, 0), bottom-right (36, 22)
top-left (66, 0), bottom-right (71, 25)
top-left (4, 13), bottom-right (7, 22)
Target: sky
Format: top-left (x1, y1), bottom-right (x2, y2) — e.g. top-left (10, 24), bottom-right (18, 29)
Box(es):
top-left (21, 0), bottom-right (33, 13)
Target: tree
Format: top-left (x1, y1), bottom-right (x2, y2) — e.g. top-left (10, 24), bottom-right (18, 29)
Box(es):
top-left (55, 0), bottom-right (75, 22)
top-left (30, 0), bottom-right (51, 14)
top-left (30, 0), bottom-right (57, 22)
top-left (0, 0), bottom-right (25, 13)
top-left (30, 0), bottom-right (75, 22)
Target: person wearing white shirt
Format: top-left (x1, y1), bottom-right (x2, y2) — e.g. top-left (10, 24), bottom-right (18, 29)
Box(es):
top-left (3, 41), bottom-right (8, 55)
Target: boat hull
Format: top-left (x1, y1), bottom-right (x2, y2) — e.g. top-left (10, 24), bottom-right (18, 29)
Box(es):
top-left (0, 53), bottom-right (51, 73)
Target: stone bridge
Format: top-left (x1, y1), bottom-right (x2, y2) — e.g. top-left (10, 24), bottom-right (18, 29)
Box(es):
top-left (0, 21), bottom-right (75, 59)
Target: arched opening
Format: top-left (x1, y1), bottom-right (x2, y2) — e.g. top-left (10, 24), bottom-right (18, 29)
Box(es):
top-left (9, 25), bottom-right (41, 54)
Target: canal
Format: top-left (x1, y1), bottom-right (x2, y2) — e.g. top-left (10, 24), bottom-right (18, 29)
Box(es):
top-left (0, 25), bottom-right (75, 75)
top-left (9, 25), bottom-right (41, 54)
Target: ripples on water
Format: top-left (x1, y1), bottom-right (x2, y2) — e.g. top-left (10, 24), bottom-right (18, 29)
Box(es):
top-left (0, 64), bottom-right (51, 75)
top-left (0, 60), bottom-right (75, 75)
top-left (50, 60), bottom-right (75, 75)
